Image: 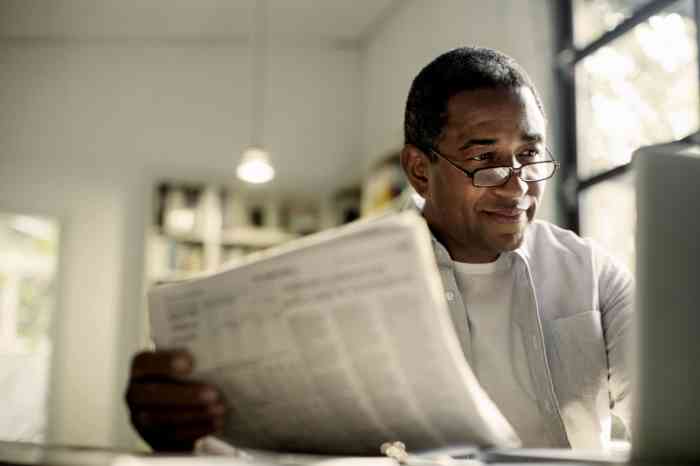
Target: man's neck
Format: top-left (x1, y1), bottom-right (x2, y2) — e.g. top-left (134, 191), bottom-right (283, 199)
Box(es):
top-left (427, 225), bottom-right (500, 264)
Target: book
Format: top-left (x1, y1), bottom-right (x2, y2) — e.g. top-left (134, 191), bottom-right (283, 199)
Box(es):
top-left (149, 211), bottom-right (520, 455)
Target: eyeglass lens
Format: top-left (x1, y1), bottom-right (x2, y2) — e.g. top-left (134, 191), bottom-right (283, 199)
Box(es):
top-left (474, 162), bottom-right (555, 186)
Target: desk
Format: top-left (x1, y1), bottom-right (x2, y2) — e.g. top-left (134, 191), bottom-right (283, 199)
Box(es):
top-left (0, 440), bottom-right (692, 466)
top-left (0, 441), bottom-right (134, 466)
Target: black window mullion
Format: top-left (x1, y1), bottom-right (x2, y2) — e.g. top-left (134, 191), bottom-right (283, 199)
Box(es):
top-left (695, 0), bottom-right (700, 119)
top-left (577, 163), bottom-right (632, 192)
top-left (553, 0), bottom-right (580, 233)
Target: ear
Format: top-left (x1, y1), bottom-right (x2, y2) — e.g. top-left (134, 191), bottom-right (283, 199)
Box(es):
top-left (400, 144), bottom-right (431, 197)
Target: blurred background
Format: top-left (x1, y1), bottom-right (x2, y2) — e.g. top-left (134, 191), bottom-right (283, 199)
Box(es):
top-left (0, 0), bottom-right (697, 451)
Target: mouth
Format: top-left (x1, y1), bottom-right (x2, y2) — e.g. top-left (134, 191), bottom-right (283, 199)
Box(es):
top-left (482, 207), bottom-right (527, 224)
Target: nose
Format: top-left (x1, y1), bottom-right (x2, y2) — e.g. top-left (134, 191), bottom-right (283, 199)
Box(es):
top-left (499, 167), bottom-right (529, 198)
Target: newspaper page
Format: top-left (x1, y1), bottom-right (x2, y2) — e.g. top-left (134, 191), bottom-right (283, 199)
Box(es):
top-left (149, 211), bottom-right (520, 455)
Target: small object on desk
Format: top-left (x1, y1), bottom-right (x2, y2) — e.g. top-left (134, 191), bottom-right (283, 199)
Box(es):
top-left (380, 441), bottom-right (482, 466)
top-left (381, 442), bottom-right (409, 463)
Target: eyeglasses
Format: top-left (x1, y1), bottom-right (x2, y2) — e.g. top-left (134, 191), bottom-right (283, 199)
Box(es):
top-left (428, 148), bottom-right (559, 188)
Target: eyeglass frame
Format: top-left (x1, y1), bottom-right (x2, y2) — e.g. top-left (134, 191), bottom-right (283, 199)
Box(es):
top-left (426, 146), bottom-right (560, 188)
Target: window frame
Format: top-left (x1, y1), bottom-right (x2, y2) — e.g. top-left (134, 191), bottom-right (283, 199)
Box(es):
top-left (555, 0), bottom-right (700, 232)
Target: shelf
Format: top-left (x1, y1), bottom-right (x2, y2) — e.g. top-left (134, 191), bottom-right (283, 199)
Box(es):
top-left (150, 269), bottom-right (206, 285)
top-left (147, 181), bottom-right (361, 287)
top-left (221, 226), bottom-right (298, 248)
top-left (158, 231), bottom-right (206, 244)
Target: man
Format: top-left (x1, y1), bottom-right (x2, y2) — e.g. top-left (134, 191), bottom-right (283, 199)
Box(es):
top-left (126, 47), bottom-right (633, 451)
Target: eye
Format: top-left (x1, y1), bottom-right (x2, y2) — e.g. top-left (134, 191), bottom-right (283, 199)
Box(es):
top-left (469, 152), bottom-right (496, 162)
top-left (518, 149), bottom-right (542, 160)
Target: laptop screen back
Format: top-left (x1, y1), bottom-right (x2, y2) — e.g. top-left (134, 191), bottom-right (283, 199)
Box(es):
top-left (633, 141), bottom-right (700, 462)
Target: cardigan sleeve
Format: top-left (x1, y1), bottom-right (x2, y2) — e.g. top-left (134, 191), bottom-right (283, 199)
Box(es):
top-left (596, 247), bottom-right (635, 438)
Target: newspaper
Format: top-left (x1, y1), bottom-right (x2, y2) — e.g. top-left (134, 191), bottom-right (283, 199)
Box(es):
top-left (149, 211), bottom-right (520, 455)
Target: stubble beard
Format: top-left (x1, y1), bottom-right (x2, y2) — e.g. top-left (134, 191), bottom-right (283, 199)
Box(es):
top-left (481, 208), bottom-right (534, 253)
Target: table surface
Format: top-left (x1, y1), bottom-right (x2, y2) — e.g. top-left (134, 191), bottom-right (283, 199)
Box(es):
top-left (0, 440), bottom-right (692, 466)
top-left (0, 441), bottom-right (138, 466)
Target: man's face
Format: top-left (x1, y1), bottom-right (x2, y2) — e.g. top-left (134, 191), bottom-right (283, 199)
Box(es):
top-left (409, 86), bottom-right (547, 263)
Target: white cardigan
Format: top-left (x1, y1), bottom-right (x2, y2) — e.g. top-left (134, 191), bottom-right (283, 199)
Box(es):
top-left (429, 219), bottom-right (634, 449)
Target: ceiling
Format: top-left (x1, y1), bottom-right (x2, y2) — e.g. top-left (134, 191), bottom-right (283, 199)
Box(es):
top-left (0, 0), bottom-right (399, 43)
top-left (0, 0), bottom-right (403, 198)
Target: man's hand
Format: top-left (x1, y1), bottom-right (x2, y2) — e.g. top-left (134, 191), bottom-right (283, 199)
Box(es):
top-left (125, 349), bottom-right (226, 452)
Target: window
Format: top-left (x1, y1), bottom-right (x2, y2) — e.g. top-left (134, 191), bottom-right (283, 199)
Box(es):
top-left (0, 213), bottom-right (60, 441)
top-left (559, 0), bottom-right (699, 271)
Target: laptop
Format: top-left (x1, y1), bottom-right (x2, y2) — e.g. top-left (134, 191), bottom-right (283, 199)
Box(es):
top-left (631, 138), bottom-right (700, 464)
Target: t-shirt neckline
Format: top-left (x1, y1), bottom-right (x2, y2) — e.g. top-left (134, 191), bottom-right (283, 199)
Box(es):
top-left (453, 251), bottom-right (512, 275)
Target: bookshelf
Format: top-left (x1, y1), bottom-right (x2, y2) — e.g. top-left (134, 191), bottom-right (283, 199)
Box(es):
top-left (146, 182), bottom-right (362, 284)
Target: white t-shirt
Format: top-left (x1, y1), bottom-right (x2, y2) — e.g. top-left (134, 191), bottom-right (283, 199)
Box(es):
top-left (453, 253), bottom-right (555, 447)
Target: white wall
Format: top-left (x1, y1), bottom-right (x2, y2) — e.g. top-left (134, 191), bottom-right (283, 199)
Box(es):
top-left (0, 40), bottom-right (362, 448)
top-left (361, 0), bottom-right (560, 222)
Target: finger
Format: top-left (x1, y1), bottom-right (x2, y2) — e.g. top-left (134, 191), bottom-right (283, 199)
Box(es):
top-left (140, 418), bottom-right (224, 452)
top-left (171, 418), bottom-right (226, 441)
top-left (126, 381), bottom-right (220, 407)
top-left (175, 419), bottom-right (224, 441)
top-left (133, 403), bottom-right (227, 428)
top-left (130, 349), bottom-right (193, 379)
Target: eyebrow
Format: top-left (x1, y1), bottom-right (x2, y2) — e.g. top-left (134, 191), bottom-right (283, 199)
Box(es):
top-left (522, 133), bottom-right (543, 144)
top-left (459, 138), bottom-right (497, 149)
top-left (458, 133), bottom-right (543, 150)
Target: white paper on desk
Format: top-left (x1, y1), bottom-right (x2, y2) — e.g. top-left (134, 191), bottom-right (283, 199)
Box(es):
top-left (149, 211), bottom-right (520, 455)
